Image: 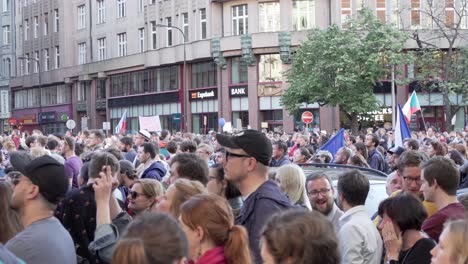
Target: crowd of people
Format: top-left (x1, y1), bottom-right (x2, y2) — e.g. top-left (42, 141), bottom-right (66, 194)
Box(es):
top-left (0, 124), bottom-right (467, 264)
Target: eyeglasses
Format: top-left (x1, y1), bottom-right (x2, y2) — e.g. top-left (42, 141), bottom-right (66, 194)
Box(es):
top-left (130, 191), bottom-right (146, 199)
top-left (225, 151), bottom-right (251, 161)
top-left (403, 176), bottom-right (422, 184)
top-left (308, 188), bottom-right (331, 197)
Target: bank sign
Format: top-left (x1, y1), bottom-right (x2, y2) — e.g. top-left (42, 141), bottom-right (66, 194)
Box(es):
top-left (229, 86), bottom-right (248, 97)
top-left (190, 88), bottom-right (217, 101)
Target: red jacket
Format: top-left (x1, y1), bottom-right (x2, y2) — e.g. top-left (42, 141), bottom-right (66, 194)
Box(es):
top-left (189, 246), bottom-right (226, 264)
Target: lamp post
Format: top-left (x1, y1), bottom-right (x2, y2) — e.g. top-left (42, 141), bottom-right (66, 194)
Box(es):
top-left (18, 56), bottom-right (42, 125)
top-left (156, 24), bottom-right (188, 132)
top-left (385, 64), bottom-right (396, 128)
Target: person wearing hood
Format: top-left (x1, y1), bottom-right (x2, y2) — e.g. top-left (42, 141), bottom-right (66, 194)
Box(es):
top-left (136, 142), bottom-right (167, 181)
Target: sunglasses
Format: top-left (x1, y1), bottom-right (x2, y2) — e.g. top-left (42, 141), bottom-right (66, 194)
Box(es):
top-left (225, 151), bottom-right (251, 161)
top-left (130, 191), bottom-right (146, 199)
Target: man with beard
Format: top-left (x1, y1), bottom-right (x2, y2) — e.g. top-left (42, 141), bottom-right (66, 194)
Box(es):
top-left (6, 153), bottom-right (76, 264)
top-left (306, 173), bottom-right (343, 233)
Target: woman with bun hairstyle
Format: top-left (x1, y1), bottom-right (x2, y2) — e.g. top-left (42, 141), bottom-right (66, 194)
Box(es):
top-left (179, 194), bottom-right (252, 264)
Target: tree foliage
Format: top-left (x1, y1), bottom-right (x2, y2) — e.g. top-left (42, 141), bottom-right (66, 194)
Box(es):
top-left (282, 9), bottom-right (413, 132)
top-left (406, 0), bottom-right (468, 131)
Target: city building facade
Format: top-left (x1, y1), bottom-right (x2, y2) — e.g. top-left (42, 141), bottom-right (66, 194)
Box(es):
top-left (8, 0), bottom-right (467, 134)
top-left (0, 0), bottom-right (15, 134)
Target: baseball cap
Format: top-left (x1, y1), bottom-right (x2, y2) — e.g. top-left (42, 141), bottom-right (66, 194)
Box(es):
top-left (138, 129), bottom-right (151, 141)
top-left (10, 152), bottom-right (69, 205)
top-left (388, 146), bottom-right (406, 156)
top-left (216, 130), bottom-right (272, 166)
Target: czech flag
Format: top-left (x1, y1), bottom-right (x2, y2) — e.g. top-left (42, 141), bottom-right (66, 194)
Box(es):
top-left (401, 91), bottom-right (421, 123)
top-left (115, 110), bottom-right (127, 135)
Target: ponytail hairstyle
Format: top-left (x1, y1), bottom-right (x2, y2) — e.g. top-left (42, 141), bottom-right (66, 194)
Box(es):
top-left (180, 194), bottom-right (252, 264)
top-left (113, 213), bottom-right (188, 264)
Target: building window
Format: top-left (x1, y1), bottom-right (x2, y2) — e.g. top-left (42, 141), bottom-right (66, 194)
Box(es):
top-left (2, 26), bottom-right (10, 45)
top-left (445, 0), bottom-right (454, 27)
top-left (376, 0), bottom-right (386, 22)
top-left (78, 82), bottom-right (87, 101)
top-left (191, 61), bottom-right (217, 88)
top-left (44, 48), bottom-right (50, 71)
top-left (200, 8), bottom-right (207, 40)
top-left (292, 0), bottom-right (315, 30)
top-left (341, 0), bottom-right (351, 26)
top-left (43, 12), bottom-right (49, 35)
top-left (3, 0), bottom-right (10, 12)
top-left (232, 5), bottom-right (248, 35)
top-left (182, 13), bottom-right (189, 42)
top-left (411, 0), bottom-right (421, 28)
top-left (33, 16), bottom-right (38, 38)
top-left (20, 59), bottom-right (24, 76)
top-left (54, 9), bottom-right (59, 32)
top-left (25, 53), bottom-right (30, 74)
top-left (98, 37), bottom-right (106, 61)
top-left (34, 51), bottom-right (39, 73)
top-left (78, 42), bottom-right (86, 65)
top-left (55, 46), bottom-right (60, 69)
top-left (117, 0), bottom-right (126, 18)
top-left (151, 21), bottom-right (157, 49)
top-left (117, 33), bottom-right (127, 57)
top-left (96, 79), bottom-right (106, 99)
top-left (166, 17), bottom-right (172, 47)
top-left (259, 54), bottom-right (282, 83)
top-left (138, 28), bottom-right (145, 52)
top-left (3, 58), bottom-right (11, 77)
top-left (78, 5), bottom-right (86, 30)
top-left (25, 19), bottom-right (29, 40)
top-left (138, 0), bottom-right (143, 12)
top-left (391, 0), bottom-right (400, 28)
top-left (259, 2), bottom-right (280, 32)
top-left (231, 57), bottom-right (248, 84)
top-left (97, 0), bottom-right (106, 24)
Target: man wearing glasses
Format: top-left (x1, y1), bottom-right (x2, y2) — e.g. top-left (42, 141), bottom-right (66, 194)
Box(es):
top-left (396, 150), bottom-right (437, 217)
top-left (7, 153), bottom-right (76, 264)
top-left (306, 173), bottom-right (343, 233)
top-left (216, 130), bottom-right (294, 264)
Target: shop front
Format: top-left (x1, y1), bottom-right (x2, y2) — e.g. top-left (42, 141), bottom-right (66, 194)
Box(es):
top-left (109, 91), bottom-right (181, 134)
top-left (229, 86), bottom-right (249, 129)
top-left (190, 88), bottom-right (218, 134)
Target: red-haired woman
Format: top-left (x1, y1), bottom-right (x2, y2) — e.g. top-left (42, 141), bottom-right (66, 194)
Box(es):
top-left (179, 194), bottom-right (252, 264)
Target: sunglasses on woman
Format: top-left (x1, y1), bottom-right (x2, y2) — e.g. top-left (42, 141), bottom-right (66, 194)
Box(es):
top-left (130, 191), bottom-right (146, 199)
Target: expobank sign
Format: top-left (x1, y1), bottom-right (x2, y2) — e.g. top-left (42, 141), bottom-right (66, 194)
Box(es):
top-left (190, 88), bottom-right (217, 101)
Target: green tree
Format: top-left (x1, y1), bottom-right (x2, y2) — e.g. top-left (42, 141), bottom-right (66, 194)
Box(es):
top-left (282, 9), bottom-right (413, 133)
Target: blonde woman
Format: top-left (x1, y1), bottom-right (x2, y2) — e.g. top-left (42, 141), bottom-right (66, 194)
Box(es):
top-left (431, 219), bottom-right (468, 264)
top-left (275, 164), bottom-right (312, 210)
top-left (127, 179), bottom-right (164, 215)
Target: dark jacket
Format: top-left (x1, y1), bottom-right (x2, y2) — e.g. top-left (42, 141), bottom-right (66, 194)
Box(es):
top-left (141, 161), bottom-right (166, 181)
top-left (269, 155), bottom-right (291, 167)
top-left (236, 180), bottom-right (295, 264)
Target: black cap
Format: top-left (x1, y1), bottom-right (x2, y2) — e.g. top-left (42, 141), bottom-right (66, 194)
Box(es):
top-left (216, 130), bottom-right (272, 166)
top-left (388, 146), bottom-right (406, 156)
top-left (10, 152), bottom-right (69, 204)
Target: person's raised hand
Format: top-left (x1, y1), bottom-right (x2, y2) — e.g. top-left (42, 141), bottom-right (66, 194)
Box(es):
top-left (93, 165), bottom-right (114, 204)
top-left (382, 219), bottom-right (403, 261)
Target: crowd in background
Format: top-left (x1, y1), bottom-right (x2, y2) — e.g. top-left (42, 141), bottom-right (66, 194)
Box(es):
top-left (0, 124), bottom-right (467, 264)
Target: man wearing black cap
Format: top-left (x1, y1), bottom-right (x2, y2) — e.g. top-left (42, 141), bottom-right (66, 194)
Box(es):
top-left (6, 153), bottom-right (77, 264)
top-left (216, 130), bottom-right (295, 264)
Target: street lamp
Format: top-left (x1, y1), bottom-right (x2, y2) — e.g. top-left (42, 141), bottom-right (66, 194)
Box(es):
top-left (156, 24), bottom-right (188, 132)
top-left (385, 64), bottom-right (396, 128)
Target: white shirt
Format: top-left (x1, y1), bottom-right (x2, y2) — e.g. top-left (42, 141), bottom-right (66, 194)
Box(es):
top-left (326, 203), bottom-right (344, 234)
top-left (338, 205), bottom-right (383, 264)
